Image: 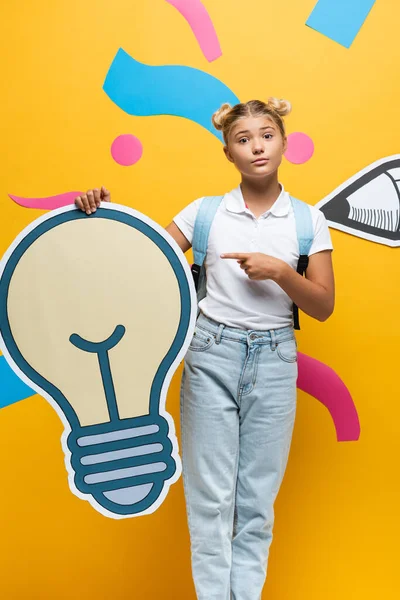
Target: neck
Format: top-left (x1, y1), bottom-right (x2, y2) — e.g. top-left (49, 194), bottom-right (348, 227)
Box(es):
top-left (240, 174), bottom-right (281, 216)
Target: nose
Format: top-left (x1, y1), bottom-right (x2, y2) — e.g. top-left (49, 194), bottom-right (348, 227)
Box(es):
top-left (252, 139), bottom-right (264, 154)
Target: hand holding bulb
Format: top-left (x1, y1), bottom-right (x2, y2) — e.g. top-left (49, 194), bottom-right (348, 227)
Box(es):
top-left (74, 187), bottom-right (111, 215)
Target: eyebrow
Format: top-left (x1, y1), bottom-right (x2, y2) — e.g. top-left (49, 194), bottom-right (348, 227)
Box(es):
top-left (234, 126), bottom-right (276, 137)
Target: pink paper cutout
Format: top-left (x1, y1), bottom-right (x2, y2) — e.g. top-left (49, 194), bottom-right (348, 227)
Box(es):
top-left (111, 134), bottom-right (143, 166)
top-left (297, 352), bottom-right (360, 442)
top-left (285, 132), bottom-right (315, 164)
top-left (165, 0), bottom-right (222, 62)
top-left (9, 192), bottom-right (84, 210)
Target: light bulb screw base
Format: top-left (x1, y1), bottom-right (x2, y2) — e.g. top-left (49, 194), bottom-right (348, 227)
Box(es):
top-left (67, 414), bottom-right (176, 515)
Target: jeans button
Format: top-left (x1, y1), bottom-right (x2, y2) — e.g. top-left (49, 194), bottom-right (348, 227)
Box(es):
top-left (250, 333), bottom-right (257, 340)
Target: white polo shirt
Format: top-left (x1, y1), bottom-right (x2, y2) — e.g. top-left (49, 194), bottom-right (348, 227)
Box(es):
top-left (173, 185), bottom-right (333, 330)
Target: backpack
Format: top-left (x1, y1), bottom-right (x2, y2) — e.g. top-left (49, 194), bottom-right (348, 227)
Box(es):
top-left (190, 195), bottom-right (314, 330)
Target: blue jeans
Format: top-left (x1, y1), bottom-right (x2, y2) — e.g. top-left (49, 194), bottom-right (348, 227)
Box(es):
top-left (180, 313), bottom-right (298, 600)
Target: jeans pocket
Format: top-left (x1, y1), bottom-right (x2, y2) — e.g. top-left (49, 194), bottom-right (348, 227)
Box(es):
top-left (276, 338), bottom-right (297, 363)
top-left (188, 327), bottom-right (215, 352)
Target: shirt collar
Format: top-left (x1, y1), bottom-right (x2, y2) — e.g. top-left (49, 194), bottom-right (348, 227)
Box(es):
top-left (224, 184), bottom-right (291, 218)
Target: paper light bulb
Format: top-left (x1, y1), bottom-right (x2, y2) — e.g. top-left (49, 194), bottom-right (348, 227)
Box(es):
top-left (0, 205), bottom-right (196, 518)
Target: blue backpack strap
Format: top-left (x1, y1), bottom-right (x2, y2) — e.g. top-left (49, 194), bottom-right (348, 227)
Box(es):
top-left (191, 196), bottom-right (223, 292)
top-left (290, 197), bottom-right (314, 330)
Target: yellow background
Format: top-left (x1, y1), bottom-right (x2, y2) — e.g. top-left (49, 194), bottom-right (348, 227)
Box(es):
top-left (0, 0), bottom-right (399, 598)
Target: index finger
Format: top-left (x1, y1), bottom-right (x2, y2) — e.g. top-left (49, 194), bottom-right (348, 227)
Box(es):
top-left (220, 253), bottom-right (249, 260)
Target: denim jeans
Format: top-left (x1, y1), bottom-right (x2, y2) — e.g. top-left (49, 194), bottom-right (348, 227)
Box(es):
top-left (180, 313), bottom-right (298, 600)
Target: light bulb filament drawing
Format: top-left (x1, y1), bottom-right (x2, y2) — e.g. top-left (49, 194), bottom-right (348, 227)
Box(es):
top-left (69, 324), bottom-right (126, 421)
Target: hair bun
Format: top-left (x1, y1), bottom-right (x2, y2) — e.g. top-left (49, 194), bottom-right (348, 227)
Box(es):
top-left (266, 97), bottom-right (292, 117)
top-left (211, 103), bottom-right (232, 131)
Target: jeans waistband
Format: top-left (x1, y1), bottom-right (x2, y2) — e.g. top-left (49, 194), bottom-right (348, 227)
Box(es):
top-left (197, 313), bottom-right (295, 346)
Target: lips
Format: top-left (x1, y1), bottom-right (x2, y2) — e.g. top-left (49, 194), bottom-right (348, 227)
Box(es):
top-left (252, 158), bottom-right (269, 165)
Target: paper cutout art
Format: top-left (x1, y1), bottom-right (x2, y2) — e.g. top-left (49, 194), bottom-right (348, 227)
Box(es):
top-left (111, 134), bottom-right (143, 166)
top-left (9, 192), bottom-right (84, 210)
top-left (306, 0), bottom-right (376, 48)
top-left (165, 0), bottom-right (222, 62)
top-left (0, 354), bottom-right (35, 408)
top-left (316, 155), bottom-right (400, 247)
top-left (285, 132), bottom-right (315, 165)
top-left (103, 49), bottom-right (240, 143)
top-left (297, 353), bottom-right (360, 442)
top-left (0, 204), bottom-right (197, 518)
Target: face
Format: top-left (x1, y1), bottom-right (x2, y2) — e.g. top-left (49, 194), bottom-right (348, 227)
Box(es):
top-left (224, 115), bottom-right (286, 180)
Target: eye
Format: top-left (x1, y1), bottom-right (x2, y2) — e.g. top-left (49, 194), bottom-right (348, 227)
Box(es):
top-left (316, 155), bottom-right (400, 247)
top-left (238, 137), bottom-right (249, 144)
top-left (264, 133), bottom-right (273, 139)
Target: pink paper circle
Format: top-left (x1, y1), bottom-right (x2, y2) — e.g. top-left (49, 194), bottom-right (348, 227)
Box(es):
top-left (111, 134), bottom-right (143, 166)
top-left (285, 132), bottom-right (314, 164)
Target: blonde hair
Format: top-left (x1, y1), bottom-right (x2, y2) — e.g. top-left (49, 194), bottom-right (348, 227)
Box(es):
top-left (212, 98), bottom-right (292, 144)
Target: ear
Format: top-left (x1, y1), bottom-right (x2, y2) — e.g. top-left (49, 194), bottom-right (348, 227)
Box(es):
top-left (282, 137), bottom-right (288, 154)
top-left (224, 145), bottom-right (234, 163)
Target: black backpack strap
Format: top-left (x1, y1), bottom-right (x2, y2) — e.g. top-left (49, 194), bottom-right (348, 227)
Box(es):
top-left (293, 255), bottom-right (309, 330)
top-left (191, 264), bottom-right (201, 291)
top-left (290, 196), bottom-right (314, 331)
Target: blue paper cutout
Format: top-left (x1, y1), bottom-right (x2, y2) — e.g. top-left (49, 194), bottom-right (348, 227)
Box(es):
top-left (306, 0), bottom-right (376, 48)
top-left (0, 355), bottom-right (35, 409)
top-left (103, 48), bottom-right (240, 142)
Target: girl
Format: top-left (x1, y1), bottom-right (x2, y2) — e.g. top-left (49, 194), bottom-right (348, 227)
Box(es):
top-left (76, 98), bottom-right (334, 600)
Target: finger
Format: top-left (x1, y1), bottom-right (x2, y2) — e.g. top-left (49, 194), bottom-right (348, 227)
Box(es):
top-left (80, 194), bottom-right (91, 215)
top-left (101, 186), bottom-right (111, 202)
top-left (221, 253), bottom-right (249, 260)
top-left (74, 196), bottom-right (84, 211)
top-left (86, 190), bottom-right (97, 213)
top-left (93, 188), bottom-right (101, 207)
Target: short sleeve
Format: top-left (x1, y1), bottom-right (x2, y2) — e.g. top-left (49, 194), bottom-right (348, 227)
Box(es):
top-left (173, 197), bottom-right (204, 245)
top-left (308, 208), bottom-right (334, 256)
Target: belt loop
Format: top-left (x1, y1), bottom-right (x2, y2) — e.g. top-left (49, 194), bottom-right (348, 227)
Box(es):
top-left (215, 323), bottom-right (225, 344)
top-left (270, 330), bottom-right (277, 351)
